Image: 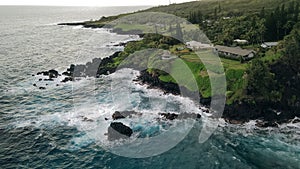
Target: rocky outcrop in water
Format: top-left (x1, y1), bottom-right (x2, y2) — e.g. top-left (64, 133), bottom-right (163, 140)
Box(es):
top-left (107, 122), bottom-right (133, 141)
top-left (37, 69), bottom-right (60, 79)
top-left (112, 111), bottom-right (141, 120)
top-left (106, 111), bottom-right (201, 141)
top-left (34, 51), bottom-right (122, 86)
top-left (159, 112), bottom-right (201, 120)
top-left (34, 69), bottom-right (61, 89)
top-left (58, 51), bottom-right (121, 80)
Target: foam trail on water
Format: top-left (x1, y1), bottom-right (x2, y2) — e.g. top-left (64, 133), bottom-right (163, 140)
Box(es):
top-left (11, 68), bottom-right (205, 152)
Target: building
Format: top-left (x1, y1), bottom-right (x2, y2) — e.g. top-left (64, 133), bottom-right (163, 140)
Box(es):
top-left (261, 42), bottom-right (278, 48)
top-left (223, 17), bottom-right (231, 20)
top-left (233, 39), bottom-right (248, 44)
top-left (214, 45), bottom-right (256, 61)
top-left (161, 51), bottom-right (177, 60)
top-left (186, 41), bottom-right (213, 50)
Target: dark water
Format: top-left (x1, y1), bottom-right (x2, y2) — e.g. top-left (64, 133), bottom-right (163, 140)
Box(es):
top-left (0, 6), bottom-right (300, 169)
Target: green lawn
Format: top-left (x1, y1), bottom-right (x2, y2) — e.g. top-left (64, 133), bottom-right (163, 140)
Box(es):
top-left (159, 49), bottom-right (248, 100)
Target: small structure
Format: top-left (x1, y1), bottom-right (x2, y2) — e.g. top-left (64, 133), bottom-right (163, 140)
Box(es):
top-left (223, 17), bottom-right (231, 20)
top-left (233, 39), bottom-right (248, 44)
top-left (186, 41), bottom-right (213, 50)
top-left (161, 51), bottom-right (177, 60)
top-left (214, 45), bottom-right (256, 61)
top-left (176, 46), bottom-right (185, 51)
top-left (261, 42), bottom-right (278, 48)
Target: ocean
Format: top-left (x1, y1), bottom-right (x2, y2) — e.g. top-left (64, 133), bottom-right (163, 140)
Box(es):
top-left (0, 6), bottom-right (299, 169)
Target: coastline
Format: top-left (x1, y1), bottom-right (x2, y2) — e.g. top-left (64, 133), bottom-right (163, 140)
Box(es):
top-left (56, 22), bottom-right (299, 127)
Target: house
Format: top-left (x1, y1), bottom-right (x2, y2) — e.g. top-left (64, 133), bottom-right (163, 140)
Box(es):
top-left (233, 39), bottom-right (248, 44)
top-left (176, 46), bottom-right (185, 51)
top-left (214, 45), bottom-right (256, 61)
top-left (261, 42), bottom-right (278, 48)
top-left (223, 17), bottom-right (231, 20)
top-left (186, 41), bottom-right (213, 50)
top-left (161, 51), bottom-right (177, 60)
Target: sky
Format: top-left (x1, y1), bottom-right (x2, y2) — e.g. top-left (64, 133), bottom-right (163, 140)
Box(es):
top-left (0, 0), bottom-right (195, 6)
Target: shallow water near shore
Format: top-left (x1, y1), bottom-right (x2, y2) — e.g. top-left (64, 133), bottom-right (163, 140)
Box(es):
top-left (0, 6), bottom-right (300, 168)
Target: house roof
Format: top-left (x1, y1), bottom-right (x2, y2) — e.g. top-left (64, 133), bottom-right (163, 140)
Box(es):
top-left (215, 45), bottom-right (254, 56)
top-left (161, 51), bottom-right (177, 60)
top-left (233, 39), bottom-right (248, 43)
top-left (186, 41), bottom-right (212, 49)
top-left (263, 42), bottom-right (278, 46)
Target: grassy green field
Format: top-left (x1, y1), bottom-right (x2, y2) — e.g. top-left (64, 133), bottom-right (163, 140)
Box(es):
top-left (83, 0), bottom-right (291, 104)
top-left (156, 49), bottom-right (248, 100)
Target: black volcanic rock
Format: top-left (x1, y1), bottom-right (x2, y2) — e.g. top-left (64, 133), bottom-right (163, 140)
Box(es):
top-left (73, 64), bottom-right (86, 77)
top-left (136, 70), bottom-right (212, 107)
top-left (44, 78), bottom-right (54, 81)
top-left (48, 69), bottom-right (59, 78)
top-left (62, 71), bottom-right (72, 76)
top-left (178, 112), bottom-right (201, 119)
top-left (159, 113), bottom-right (178, 120)
top-left (159, 112), bottom-right (201, 120)
top-left (137, 70), bottom-right (180, 95)
top-left (37, 71), bottom-right (49, 76)
top-left (67, 64), bottom-right (75, 72)
top-left (61, 77), bottom-right (73, 83)
top-left (112, 111), bottom-right (140, 120)
top-left (107, 122), bottom-right (133, 141)
top-left (58, 22), bottom-right (85, 26)
top-left (37, 69), bottom-right (59, 79)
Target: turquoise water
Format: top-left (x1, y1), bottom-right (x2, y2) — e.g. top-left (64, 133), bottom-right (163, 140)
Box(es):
top-left (0, 6), bottom-right (299, 169)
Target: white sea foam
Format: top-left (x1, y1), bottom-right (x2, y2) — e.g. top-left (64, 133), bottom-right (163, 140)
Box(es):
top-left (12, 68), bottom-right (206, 151)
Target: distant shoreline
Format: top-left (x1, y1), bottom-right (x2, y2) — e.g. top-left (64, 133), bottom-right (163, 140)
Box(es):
top-left (56, 1), bottom-right (300, 127)
top-left (53, 23), bottom-right (298, 127)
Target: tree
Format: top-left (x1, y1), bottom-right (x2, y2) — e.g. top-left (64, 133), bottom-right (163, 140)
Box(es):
top-left (260, 7), bottom-right (265, 18)
top-left (282, 23), bottom-right (300, 73)
top-left (265, 12), bottom-right (277, 41)
top-left (295, 2), bottom-right (299, 22)
top-left (288, 1), bottom-right (295, 18)
top-left (246, 59), bottom-right (276, 101)
top-left (214, 7), bottom-right (218, 20)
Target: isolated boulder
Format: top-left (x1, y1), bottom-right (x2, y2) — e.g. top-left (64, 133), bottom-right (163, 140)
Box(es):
top-left (107, 122), bottom-right (133, 141)
top-left (48, 69), bottom-right (59, 78)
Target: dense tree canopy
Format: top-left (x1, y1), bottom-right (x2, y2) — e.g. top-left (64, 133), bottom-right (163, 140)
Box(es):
top-left (186, 1), bottom-right (299, 45)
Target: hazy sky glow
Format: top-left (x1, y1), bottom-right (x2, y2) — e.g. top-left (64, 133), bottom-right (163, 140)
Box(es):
top-left (0, 0), bottom-right (195, 6)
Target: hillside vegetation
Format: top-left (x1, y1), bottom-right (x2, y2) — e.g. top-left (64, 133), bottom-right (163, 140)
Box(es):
top-left (146, 0), bottom-right (294, 18)
top-left (61, 0), bottom-right (300, 123)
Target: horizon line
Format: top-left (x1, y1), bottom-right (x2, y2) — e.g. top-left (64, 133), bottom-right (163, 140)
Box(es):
top-left (0, 4), bottom-right (156, 7)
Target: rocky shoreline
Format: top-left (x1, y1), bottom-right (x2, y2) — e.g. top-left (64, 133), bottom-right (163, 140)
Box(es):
top-left (34, 49), bottom-right (299, 128)
top-left (106, 111), bottom-right (201, 141)
top-left (135, 69), bottom-right (299, 127)
top-left (58, 22), bottom-right (106, 29)
top-left (47, 22), bottom-right (299, 127)
top-left (58, 22), bottom-right (143, 35)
